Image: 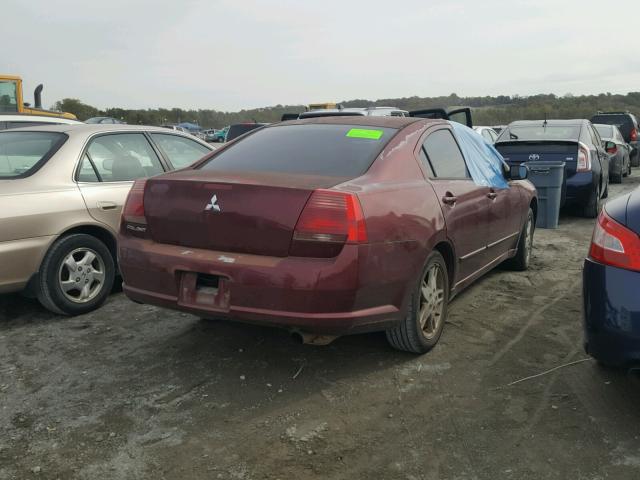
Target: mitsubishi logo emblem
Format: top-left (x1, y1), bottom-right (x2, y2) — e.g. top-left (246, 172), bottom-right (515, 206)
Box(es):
top-left (205, 194), bottom-right (221, 212)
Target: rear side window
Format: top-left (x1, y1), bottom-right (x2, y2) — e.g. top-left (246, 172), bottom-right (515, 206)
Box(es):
top-left (150, 133), bottom-right (210, 168)
top-left (83, 133), bottom-right (164, 182)
top-left (0, 131), bottom-right (66, 178)
top-left (201, 124), bottom-right (397, 177)
top-left (422, 129), bottom-right (469, 179)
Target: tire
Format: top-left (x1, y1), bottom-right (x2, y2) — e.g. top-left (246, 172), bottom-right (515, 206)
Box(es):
top-left (386, 251), bottom-right (449, 354)
top-left (505, 208), bottom-right (534, 271)
top-left (37, 234), bottom-right (115, 315)
top-left (582, 183), bottom-right (601, 218)
top-left (628, 157), bottom-right (633, 177)
top-left (632, 151), bottom-right (640, 168)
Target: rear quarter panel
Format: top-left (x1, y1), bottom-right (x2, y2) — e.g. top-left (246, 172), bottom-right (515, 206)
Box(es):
top-left (335, 121), bottom-right (447, 312)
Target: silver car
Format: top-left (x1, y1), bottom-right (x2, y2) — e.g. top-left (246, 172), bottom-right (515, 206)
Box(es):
top-left (0, 124), bottom-right (214, 314)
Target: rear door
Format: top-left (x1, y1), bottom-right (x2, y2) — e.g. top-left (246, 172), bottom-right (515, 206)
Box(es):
top-left (76, 133), bottom-right (167, 232)
top-left (417, 127), bottom-right (490, 282)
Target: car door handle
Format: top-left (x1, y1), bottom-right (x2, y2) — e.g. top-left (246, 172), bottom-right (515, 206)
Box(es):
top-left (487, 192), bottom-right (497, 200)
top-left (442, 194), bottom-right (457, 205)
top-left (97, 201), bottom-right (118, 211)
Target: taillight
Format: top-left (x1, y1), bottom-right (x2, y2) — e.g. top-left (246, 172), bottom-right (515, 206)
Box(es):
top-left (290, 190), bottom-right (367, 258)
top-left (631, 128), bottom-right (638, 142)
top-left (577, 142), bottom-right (592, 172)
top-left (121, 179), bottom-right (148, 235)
top-left (606, 144), bottom-right (617, 155)
top-left (589, 210), bottom-right (640, 272)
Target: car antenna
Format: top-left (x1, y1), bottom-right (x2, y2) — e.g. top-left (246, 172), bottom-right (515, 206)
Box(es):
top-left (542, 112), bottom-right (548, 129)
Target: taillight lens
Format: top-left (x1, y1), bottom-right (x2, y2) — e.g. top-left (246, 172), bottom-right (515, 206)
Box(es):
top-left (631, 128), bottom-right (638, 142)
top-left (121, 179), bottom-right (148, 235)
top-left (290, 190), bottom-right (367, 257)
top-left (589, 210), bottom-right (640, 271)
top-left (606, 144), bottom-right (617, 155)
top-left (577, 142), bottom-right (592, 172)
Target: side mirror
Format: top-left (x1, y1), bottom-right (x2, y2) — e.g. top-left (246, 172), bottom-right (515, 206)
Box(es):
top-left (508, 164), bottom-right (528, 180)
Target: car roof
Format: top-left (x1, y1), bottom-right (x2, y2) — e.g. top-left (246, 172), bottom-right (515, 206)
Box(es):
top-left (508, 119), bottom-right (585, 127)
top-left (0, 113), bottom-right (82, 124)
top-left (1, 123), bottom-right (211, 141)
top-left (279, 115), bottom-right (423, 129)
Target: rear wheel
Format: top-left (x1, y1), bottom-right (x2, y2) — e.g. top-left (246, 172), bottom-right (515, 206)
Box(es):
top-left (612, 171), bottom-right (623, 184)
top-left (582, 183), bottom-right (601, 218)
top-left (37, 234), bottom-right (115, 315)
top-left (386, 251), bottom-right (449, 354)
top-left (505, 208), bottom-right (534, 271)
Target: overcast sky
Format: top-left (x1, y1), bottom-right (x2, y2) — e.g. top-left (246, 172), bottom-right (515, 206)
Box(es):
top-left (4, 0), bottom-right (640, 111)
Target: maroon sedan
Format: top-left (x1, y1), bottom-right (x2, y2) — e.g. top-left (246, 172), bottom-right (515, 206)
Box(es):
top-left (118, 117), bottom-right (536, 353)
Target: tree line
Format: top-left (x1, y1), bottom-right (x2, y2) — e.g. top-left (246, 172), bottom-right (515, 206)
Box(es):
top-left (53, 92), bottom-right (640, 128)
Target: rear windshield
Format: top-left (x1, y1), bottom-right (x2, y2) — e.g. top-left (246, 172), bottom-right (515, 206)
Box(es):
top-left (201, 124), bottom-right (397, 177)
top-left (226, 124), bottom-right (265, 141)
top-left (498, 125), bottom-right (580, 141)
top-left (594, 124), bottom-right (614, 138)
top-left (591, 114), bottom-right (633, 129)
top-left (0, 131), bottom-right (67, 178)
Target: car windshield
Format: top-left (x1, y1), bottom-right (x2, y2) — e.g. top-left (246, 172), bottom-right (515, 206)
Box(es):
top-left (594, 124), bottom-right (613, 139)
top-left (500, 124), bottom-right (581, 141)
top-left (201, 123), bottom-right (397, 177)
top-left (0, 131), bottom-right (66, 178)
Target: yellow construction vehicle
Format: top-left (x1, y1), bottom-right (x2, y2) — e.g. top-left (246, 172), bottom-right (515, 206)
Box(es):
top-left (307, 102), bottom-right (338, 111)
top-left (0, 75), bottom-right (77, 119)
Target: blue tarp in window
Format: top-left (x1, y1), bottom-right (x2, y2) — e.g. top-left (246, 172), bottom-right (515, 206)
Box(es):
top-left (451, 122), bottom-right (509, 189)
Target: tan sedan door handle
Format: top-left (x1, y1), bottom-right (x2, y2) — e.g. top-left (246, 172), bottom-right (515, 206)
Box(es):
top-left (487, 191), bottom-right (497, 200)
top-left (97, 201), bottom-right (118, 211)
top-left (441, 193), bottom-right (457, 205)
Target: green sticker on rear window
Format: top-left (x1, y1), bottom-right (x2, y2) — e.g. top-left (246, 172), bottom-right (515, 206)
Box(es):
top-left (346, 128), bottom-right (383, 140)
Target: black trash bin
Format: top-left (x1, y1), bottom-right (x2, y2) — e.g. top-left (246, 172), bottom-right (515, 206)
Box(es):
top-left (526, 161), bottom-right (565, 229)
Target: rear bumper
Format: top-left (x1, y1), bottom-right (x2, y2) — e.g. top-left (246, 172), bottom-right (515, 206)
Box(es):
top-left (565, 172), bottom-right (596, 206)
top-left (0, 235), bottom-right (54, 294)
top-left (583, 258), bottom-right (640, 366)
top-left (119, 237), bottom-right (404, 335)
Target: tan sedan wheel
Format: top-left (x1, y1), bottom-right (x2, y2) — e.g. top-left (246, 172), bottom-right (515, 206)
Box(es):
top-left (37, 234), bottom-right (115, 315)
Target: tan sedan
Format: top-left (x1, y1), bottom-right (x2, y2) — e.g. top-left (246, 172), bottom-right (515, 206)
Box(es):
top-left (0, 124), bottom-right (214, 314)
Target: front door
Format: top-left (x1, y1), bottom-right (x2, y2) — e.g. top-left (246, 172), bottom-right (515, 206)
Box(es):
top-left (418, 128), bottom-right (491, 284)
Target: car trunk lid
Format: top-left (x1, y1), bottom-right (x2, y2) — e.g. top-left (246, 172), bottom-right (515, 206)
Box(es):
top-left (494, 140), bottom-right (579, 176)
top-left (143, 170), bottom-right (348, 257)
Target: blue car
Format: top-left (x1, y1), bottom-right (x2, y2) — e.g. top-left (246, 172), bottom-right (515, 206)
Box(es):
top-left (583, 187), bottom-right (640, 366)
top-left (495, 119), bottom-right (610, 218)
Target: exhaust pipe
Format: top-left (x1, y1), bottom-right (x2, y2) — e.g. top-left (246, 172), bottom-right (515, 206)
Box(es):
top-left (291, 330), bottom-right (338, 346)
top-left (34, 84), bottom-right (43, 109)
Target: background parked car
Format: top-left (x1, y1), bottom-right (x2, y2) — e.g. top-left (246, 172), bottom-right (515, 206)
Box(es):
top-left (583, 186), bottom-right (640, 366)
top-left (85, 116), bottom-right (126, 124)
top-left (594, 123), bottom-right (631, 183)
top-left (213, 126), bottom-right (229, 142)
top-left (0, 124), bottom-right (214, 315)
top-left (474, 126), bottom-right (499, 144)
top-left (118, 116), bottom-right (536, 354)
top-left (225, 122), bottom-right (268, 142)
top-left (0, 113), bottom-right (82, 130)
top-left (495, 119), bottom-right (609, 218)
top-left (590, 111), bottom-right (640, 167)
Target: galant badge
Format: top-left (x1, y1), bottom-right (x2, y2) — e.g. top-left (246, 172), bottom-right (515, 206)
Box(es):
top-left (528, 154), bottom-right (540, 161)
top-left (205, 194), bottom-right (221, 212)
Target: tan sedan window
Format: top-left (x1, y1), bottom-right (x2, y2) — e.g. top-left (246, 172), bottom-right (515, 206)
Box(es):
top-left (83, 133), bottom-right (164, 182)
top-left (150, 133), bottom-right (210, 169)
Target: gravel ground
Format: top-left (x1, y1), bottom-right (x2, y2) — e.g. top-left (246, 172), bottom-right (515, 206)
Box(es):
top-left (1, 173), bottom-right (640, 480)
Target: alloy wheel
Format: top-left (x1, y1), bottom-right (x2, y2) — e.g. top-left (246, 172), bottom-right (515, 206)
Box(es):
top-left (419, 264), bottom-right (446, 339)
top-left (58, 248), bottom-right (106, 304)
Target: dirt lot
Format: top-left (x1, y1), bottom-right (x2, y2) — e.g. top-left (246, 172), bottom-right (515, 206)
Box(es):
top-left (2, 175), bottom-right (640, 480)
